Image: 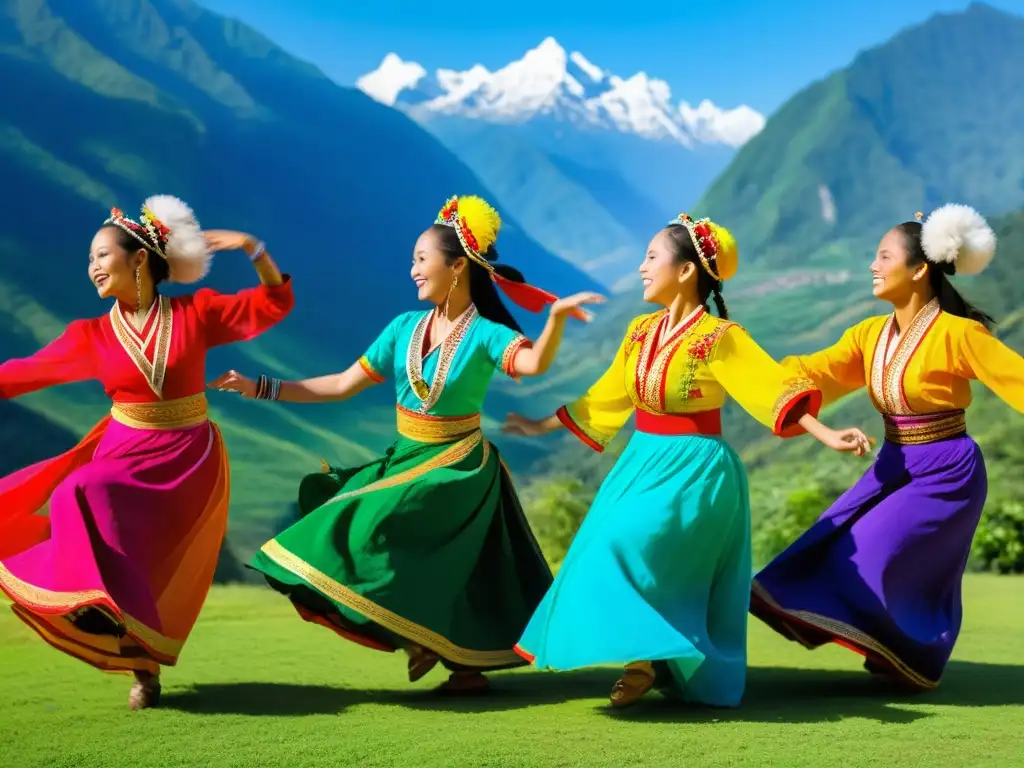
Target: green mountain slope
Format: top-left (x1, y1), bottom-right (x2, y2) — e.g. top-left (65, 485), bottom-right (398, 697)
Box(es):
top-left (696, 2), bottom-right (1024, 270)
top-left (0, 0), bottom-right (601, 552)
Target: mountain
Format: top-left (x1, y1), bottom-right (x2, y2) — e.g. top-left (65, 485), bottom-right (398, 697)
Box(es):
top-left (511, 1), bottom-right (1024, 431)
top-left (0, 0), bottom-right (600, 553)
top-left (357, 38), bottom-right (764, 288)
top-left (695, 2), bottom-right (1024, 272)
top-left (515, 3), bottom-right (1024, 564)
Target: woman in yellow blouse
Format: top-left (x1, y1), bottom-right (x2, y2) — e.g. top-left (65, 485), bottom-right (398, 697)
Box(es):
top-left (503, 214), bottom-right (868, 709)
top-left (751, 203), bottom-right (1013, 690)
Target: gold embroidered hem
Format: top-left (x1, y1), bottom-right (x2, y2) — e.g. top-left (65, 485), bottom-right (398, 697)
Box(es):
top-left (111, 393), bottom-right (209, 430)
top-left (259, 539), bottom-right (523, 668)
top-left (0, 560), bottom-right (184, 661)
top-left (750, 580), bottom-right (938, 689)
top-left (500, 336), bottom-right (532, 379)
top-left (770, 377), bottom-right (822, 436)
top-left (396, 406), bottom-right (481, 443)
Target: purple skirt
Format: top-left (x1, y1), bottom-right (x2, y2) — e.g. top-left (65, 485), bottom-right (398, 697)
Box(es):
top-left (750, 433), bottom-right (986, 689)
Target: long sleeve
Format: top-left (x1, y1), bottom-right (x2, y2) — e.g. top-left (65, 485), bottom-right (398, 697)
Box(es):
top-left (780, 322), bottom-right (869, 407)
top-left (954, 320), bottom-right (1024, 413)
top-left (556, 323), bottom-right (636, 452)
top-left (0, 319), bottom-right (97, 399)
top-left (708, 325), bottom-right (823, 438)
top-left (194, 276), bottom-right (295, 348)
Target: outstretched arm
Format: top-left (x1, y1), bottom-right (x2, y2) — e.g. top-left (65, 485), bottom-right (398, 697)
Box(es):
top-left (209, 361), bottom-right (378, 403)
top-left (956, 320), bottom-right (1024, 413)
top-left (0, 320), bottom-right (96, 400)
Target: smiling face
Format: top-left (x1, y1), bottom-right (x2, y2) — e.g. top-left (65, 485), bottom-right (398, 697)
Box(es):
top-left (871, 227), bottom-right (926, 304)
top-left (88, 226), bottom-right (147, 301)
top-left (411, 227), bottom-right (464, 304)
top-left (638, 229), bottom-right (696, 305)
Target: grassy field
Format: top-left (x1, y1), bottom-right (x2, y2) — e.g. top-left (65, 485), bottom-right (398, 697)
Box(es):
top-left (1, 576), bottom-right (1022, 768)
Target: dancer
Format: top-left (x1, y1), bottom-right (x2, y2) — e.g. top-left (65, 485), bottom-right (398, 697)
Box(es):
top-left (503, 213), bottom-right (869, 709)
top-left (0, 197), bottom-right (293, 709)
top-left (212, 195), bottom-right (602, 693)
top-left (750, 204), bottom-right (1018, 690)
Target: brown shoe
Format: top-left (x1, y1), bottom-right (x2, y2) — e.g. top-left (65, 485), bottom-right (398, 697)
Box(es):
top-left (128, 676), bottom-right (161, 711)
top-left (437, 671), bottom-right (489, 695)
top-left (609, 662), bottom-right (655, 708)
top-left (406, 645), bottom-right (440, 683)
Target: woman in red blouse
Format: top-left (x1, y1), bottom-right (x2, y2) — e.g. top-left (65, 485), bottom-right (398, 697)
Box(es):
top-left (0, 195), bottom-right (293, 710)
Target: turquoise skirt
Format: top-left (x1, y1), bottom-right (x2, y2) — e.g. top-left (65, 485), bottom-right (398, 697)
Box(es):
top-left (515, 430), bottom-right (751, 707)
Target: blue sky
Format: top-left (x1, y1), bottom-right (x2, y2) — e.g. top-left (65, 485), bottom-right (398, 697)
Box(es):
top-left (198, 0), bottom-right (1023, 114)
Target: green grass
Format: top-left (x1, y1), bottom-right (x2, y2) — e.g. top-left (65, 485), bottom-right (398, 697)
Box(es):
top-left (1, 576), bottom-right (1021, 767)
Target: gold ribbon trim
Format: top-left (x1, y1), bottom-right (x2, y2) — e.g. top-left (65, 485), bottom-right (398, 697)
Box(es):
top-left (110, 393), bottom-right (209, 430)
top-left (396, 405), bottom-right (481, 443)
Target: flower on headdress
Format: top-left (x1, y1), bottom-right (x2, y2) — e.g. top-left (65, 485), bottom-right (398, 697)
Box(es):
top-left (460, 217), bottom-right (480, 252)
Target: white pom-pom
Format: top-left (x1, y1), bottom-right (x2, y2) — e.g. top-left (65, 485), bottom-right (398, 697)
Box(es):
top-left (144, 194), bottom-right (212, 284)
top-left (920, 203), bottom-right (996, 276)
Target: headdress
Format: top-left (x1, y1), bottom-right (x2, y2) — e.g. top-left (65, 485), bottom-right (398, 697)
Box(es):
top-left (104, 195), bottom-right (212, 284)
top-left (918, 203), bottom-right (996, 276)
top-left (667, 213), bottom-right (738, 282)
top-left (435, 195), bottom-right (562, 313)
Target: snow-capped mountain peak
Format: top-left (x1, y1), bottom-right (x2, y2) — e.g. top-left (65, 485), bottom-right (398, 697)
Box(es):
top-left (356, 38), bottom-right (764, 148)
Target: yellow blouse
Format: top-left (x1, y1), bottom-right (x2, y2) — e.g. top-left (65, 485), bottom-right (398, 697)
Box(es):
top-left (559, 307), bottom-right (822, 452)
top-left (783, 298), bottom-right (1024, 416)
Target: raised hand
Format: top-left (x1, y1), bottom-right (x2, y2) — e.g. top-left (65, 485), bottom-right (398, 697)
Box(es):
top-left (208, 369), bottom-right (257, 398)
top-left (204, 230), bottom-right (257, 254)
top-left (551, 291), bottom-right (606, 322)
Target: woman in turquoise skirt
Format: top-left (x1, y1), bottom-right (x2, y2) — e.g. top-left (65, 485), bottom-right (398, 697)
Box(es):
top-left (504, 214), bottom-right (870, 708)
top-left (213, 195), bottom-right (603, 694)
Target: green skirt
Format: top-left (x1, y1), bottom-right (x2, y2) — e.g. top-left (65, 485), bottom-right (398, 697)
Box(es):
top-left (249, 430), bottom-right (553, 670)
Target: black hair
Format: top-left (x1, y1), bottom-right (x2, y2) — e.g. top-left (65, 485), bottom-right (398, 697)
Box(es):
top-left (102, 224), bottom-right (171, 286)
top-left (431, 223), bottom-right (524, 333)
top-left (894, 221), bottom-right (994, 329)
top-left (663, 224), bottom-right (728, 319)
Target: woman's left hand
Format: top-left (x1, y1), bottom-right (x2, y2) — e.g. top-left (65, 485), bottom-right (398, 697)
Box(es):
top-left (551, 292), bottom-right (606, 322)
top-left (204, 230), bottom-right (256, 254)
top-left (823, 427), bottom-right (874, 457)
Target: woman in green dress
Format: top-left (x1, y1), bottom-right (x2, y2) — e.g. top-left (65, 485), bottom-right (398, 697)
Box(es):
top-left (211, 195), bottom-right (602, 693)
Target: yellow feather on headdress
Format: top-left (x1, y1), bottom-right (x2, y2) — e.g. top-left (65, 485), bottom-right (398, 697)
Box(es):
top-left (708, 222), bottom-right (739, 281)
top-left (456, 195), bottom-right (502, 253)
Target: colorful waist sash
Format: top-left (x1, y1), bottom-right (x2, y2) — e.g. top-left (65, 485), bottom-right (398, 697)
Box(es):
top-left (635, 409), bottom-right (722, 437)
top-left (883, 410), bottom-right (966, 445)
top-left (396, 405), bottom-right (481, 443)
top-left (111, 393), bottom-right (209, 430)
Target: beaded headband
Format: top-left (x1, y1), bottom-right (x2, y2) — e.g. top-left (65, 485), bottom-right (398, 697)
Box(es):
top-left (105, 205), bottom-right (170, 259)
top-left (435, 196), bottom-right (495, 274)
top-left (669, 212), bottom-right (720, 281)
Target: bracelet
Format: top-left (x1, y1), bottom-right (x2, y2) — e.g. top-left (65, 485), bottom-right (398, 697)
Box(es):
top-left (254, 374), bottom-right (281, 401)
top-left (248, 240), bottom-right (267, 263)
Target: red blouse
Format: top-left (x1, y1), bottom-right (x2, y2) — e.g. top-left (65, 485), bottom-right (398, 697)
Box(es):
top-left (0, 278), bottom-right (294, 403)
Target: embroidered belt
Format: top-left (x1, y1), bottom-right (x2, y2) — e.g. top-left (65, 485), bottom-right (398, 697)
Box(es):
top-left (396, 405), bottom-right (481, 443)
top-left (111, 394), bottom-right (209, 430)
top-left (883, 410), bottom-right (966, 445)
top-left (635, 409), bottom-right (722, 437)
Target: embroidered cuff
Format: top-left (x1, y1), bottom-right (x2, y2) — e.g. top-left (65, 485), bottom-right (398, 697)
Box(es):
top-left (358, 355), bottom-right (385, 383)
top-left (772, 378), bottom-right (823, 438)
top-left (556, 405), bottom-right (607, 453)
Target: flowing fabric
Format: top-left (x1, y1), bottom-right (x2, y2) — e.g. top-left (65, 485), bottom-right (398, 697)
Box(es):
top-left (751, 436), bottom-right (986, 688)
top-left (249, 307), bottom-right (553, 669)
top-left (0, 278), bottom-right (294, 673)
top-left (751, 299), bottom-right (1024, 688)
top-left (514, 307), bottom-right (822, 705)
top-left (517, 431), bottom-right (751, 706)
